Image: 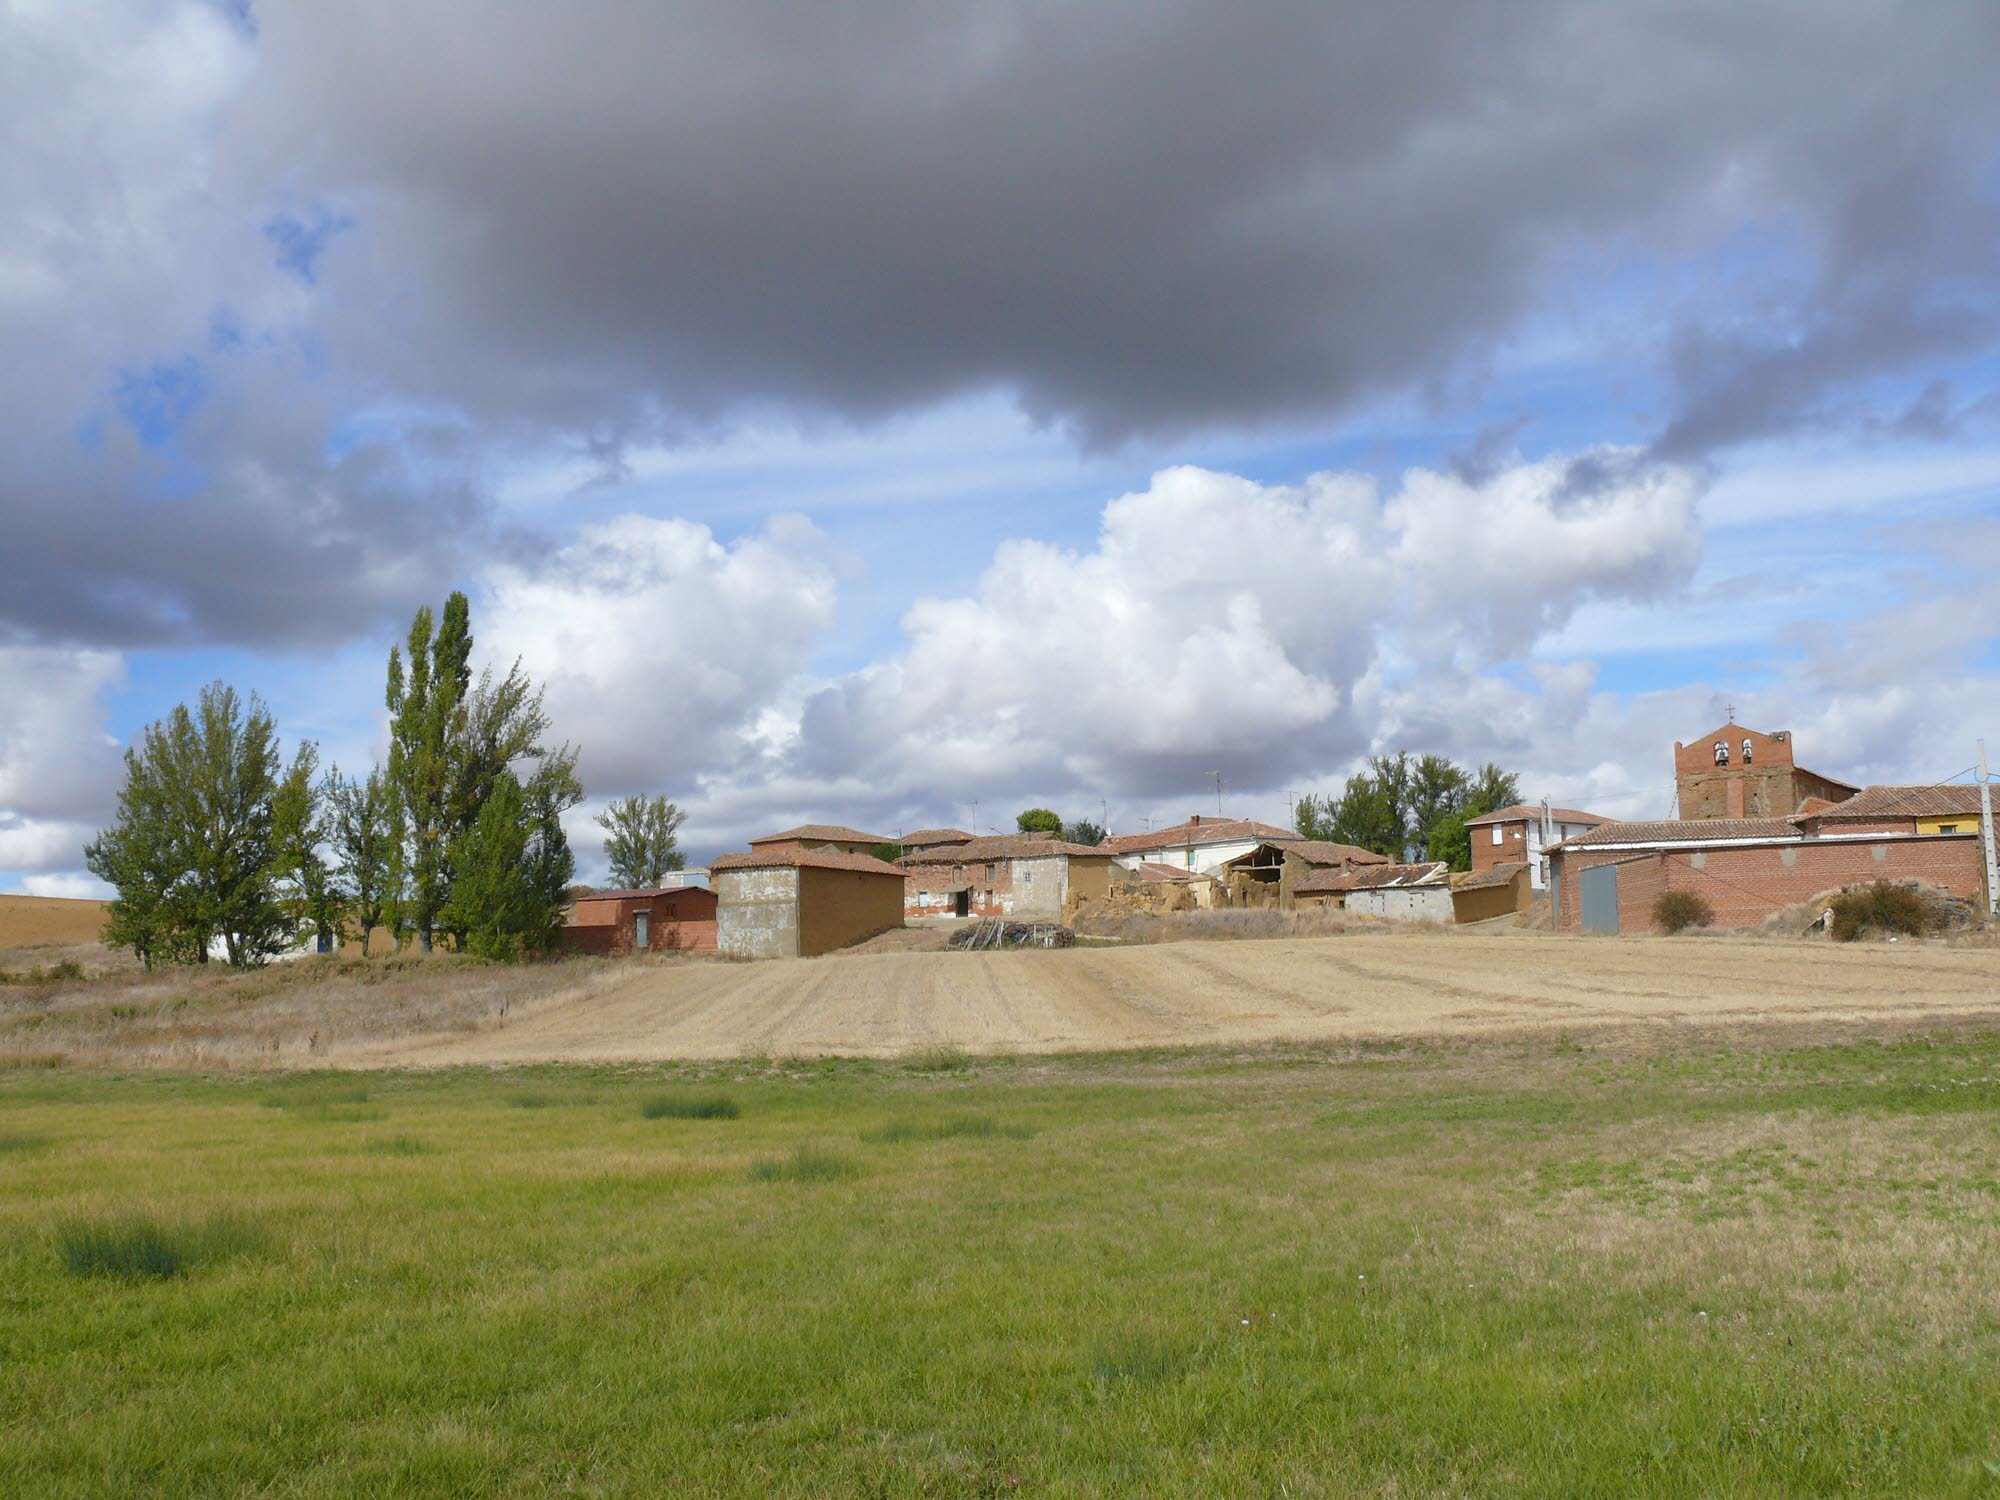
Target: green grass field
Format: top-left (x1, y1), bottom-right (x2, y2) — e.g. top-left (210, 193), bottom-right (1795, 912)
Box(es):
top-left (6, 1027), bottom-right (2000, 1495)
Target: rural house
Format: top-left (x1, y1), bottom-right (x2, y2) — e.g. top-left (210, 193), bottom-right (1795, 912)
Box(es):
top-left (1107, 814), bottom-right (1298, 875)
top-left (1674, 719), bottom-right (1858, 820)
top-left (563, 886), bottom-right (718, 955)
top-left (901, 835), bottom-right (1118, 920)
top-left (747, 824), bottom-right (896, 856)
top-left (1216, 838), bottom-right (1386, 909)
top-left (1295, 860), bottom-right (1451, 919)
top-left (897, 827), bottom-right (974, 854)
top-left (1449, 862), bottom-right (1534, 923)
top-left (711, 846), bottom-right (906, 958)
top-left (1464, 804), bottom-right (1607, 889)
top-left (1548, 784), bottom-right (1992, 935)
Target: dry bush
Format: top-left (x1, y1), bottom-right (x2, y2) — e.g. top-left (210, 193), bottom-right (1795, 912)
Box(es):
top-left (1828, 882), bottom-right (1933, 943)
top-left (1652, 890), bottom-right (1715, 934)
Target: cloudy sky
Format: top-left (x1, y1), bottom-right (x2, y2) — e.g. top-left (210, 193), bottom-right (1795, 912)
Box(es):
top-left (6, 0), bottom-right (2000, 893)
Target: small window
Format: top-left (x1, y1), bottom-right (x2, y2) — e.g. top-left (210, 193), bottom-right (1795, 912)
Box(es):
top-left (985, 863), bottom-right (996, 882)
top-left (1186, 849), bottom-right (1196, 867)
top-left (1741, 737), bottom-right (1753, 764)
top-left (953, 864), bottom-right (963, 883)
top-left (1492, 825), bottom-right (1504, 845)
top-left (1938, 823), bottom-right (1960, 834)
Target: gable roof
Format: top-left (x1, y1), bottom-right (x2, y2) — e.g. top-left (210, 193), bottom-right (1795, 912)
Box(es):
top-left (1452, 861), bottom-right (1529, 892)
top-left (1549, 817), bottom-right (1805, 849)
top-left (1462, 803), bottom-right (1608, 828)
top-left (711, 847), bottom-right (904, 876)
top-left (747, 824), bottom-right (895, 847)
top-left (901, 834), bottom-right (1115, 864)
top-left (1297, 860), bottom-right (1449, 894)
top-left (1282, 839), bottom-right (1388, 867)
top-left (1803, 783), bottom-right (1983, 820)
top-left (1106, 817), bottom-right (1297, 853)
top-left (898, 827), bottom-right (974, 847)
top-left (574, 885), bottom-right (713, 902)
top-left (1133, 861), bottom-right (1214, 883)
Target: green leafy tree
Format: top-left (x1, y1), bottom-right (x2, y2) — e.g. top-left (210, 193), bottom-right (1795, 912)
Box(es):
top-left (443, 770), bottom-right (577, 961)
top-left (1408, 755), bottom-right (1469, 843)
top-left (1062, 819), bottom-right (1106, 847)
top-left (595, 795), bottom-right (688, 888)
top-left (1329, 771), bottom-right (1404, 858)
top-left (1293, 793), bottom-right (1337, 841)
top-left (1304, 753), bottom-right (1523, 869)
top-left (386, 595), bottom-right (472, 952)
top-left (327, 765), bottom-right (406, 952)
top-left (1016, 807), bottom-right (1063, 835)
top-left (85, 682), bottom-right (310, 968)
top-left (273, 746), bottom-right (344, 954)
top-left (1464, 763), bottom-right (1523, 819)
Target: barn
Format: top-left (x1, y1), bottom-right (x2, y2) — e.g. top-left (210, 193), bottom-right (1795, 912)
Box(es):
top-left (563, 886), bottom-right (718, 955)
top-left (710, 846), bottom-right (906, 958)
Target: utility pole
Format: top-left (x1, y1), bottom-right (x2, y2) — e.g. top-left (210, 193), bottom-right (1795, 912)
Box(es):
top-left (1207, 770), bottom-right (1223, 816)
top-left (1540, 795), bottom-right (1554, 890)
top-left (1980, 741), bottom-right (1999, 917)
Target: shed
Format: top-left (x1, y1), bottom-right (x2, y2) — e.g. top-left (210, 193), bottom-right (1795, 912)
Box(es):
top-left (1295, 860), bottom-right (1451, 919)
top-left (711, 846), bottom-right (906, 958)
top-left (1450, 862), bottom-right (1531, 923)
top-left (563, 885), bottom-right (718, 955)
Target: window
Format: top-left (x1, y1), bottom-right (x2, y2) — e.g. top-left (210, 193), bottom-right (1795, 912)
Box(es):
top-left (1938, 823), bottom-right (1961, 834)
top-left (985, 863), bottom-right (996, 882)
top-left (1742, 737), bottom-right (1753, 764)
top-left (1492, 825), bottom-right (1504, 845)
top-left (953, 864), bottom-right (963, 883)
top-left (1186, 849), bottom-right (1196, 867)
top-left (1713, 740), bottom-right (1729, 766)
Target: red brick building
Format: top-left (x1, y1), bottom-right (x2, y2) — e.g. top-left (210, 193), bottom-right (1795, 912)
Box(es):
top-left (901, 834), bottom-right (1117, 920)
top-left (1673, 719), bottom-right (1858, 820)
top-left (1547, 787), bottom-right (1991, 934)
top-left (1464, 804), bottom-right (1607, 888)
top-left (563, 886), bottom-right (719, 954)
top-left (746, 824), bottom-right (896, 857)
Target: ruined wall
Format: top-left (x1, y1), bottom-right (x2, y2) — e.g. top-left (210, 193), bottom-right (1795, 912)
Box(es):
top-left (716, 866), bottom-right (801, 959)
top-left (904, 857), bottom-right (1012, 919)
top-left (1451, 868), bottom-right (1530, 923)
top-left (797, 868), bottom-right (904, 956)
top-left (1344, 886), bottom-right (1453, 922)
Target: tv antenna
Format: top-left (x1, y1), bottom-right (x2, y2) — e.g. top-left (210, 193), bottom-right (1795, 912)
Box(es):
top-left (1207, 770), bottom-right (1223, 815)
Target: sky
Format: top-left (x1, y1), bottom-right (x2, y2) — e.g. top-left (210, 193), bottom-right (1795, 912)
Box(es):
top-left (4, 0), bottom-right (2000, 894)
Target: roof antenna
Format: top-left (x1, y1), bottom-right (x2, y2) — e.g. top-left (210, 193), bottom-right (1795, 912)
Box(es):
top-left (1208, 770), bottom-right (1223, 816)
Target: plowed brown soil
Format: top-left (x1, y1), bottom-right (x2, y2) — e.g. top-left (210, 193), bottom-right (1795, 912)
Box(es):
top-left (0, 894), bottom-right (107, 950)
top-left (369, 929), bottom-right (2000, 1065)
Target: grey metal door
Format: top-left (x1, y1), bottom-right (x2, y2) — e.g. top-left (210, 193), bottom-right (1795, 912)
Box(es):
top-left (1579, 864), bottom-right (1618, 934)
top-left (633, 911), bottom-right (650, 950)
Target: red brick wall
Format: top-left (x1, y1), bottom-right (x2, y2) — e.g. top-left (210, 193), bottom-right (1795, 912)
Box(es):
top-left (1556, 834), bottom-right (1985, 933)
top-left (903, 858), bottom-right (1013, 918)
top-left (1471, 820), bottom-right (1529, 874)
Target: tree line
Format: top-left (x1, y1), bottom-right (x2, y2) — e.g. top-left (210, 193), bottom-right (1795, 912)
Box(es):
top-left (87, 593), bottom-right (591, 968)
top-left (1294, 753), bottom-right (1522, 869)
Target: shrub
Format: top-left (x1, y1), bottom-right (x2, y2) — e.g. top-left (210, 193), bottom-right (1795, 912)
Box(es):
top-left (640, 1094), bottom-right (740, 1120)
top-left (1653, 890), bottom-right (1715, 935)
top-left (1828, 882), bottom-right (1932, 942)
top-left (903, 1042), bottom-right (971, 1074)
top-left (55, 1213), bottom-right (261, 1281)
top-left (750, 1146), bottom-right (859, 1183)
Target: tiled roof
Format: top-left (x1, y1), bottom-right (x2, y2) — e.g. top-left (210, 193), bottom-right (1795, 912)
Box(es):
top-left (1805, 784), bottom-right (1984, 820)
top-left (1282, 839), bottom-right (1388, 867)
top-left (1133, 861), bottom-right (1213, 883)
top-left (1549, 817), bottom-right (1803, 849)
top-left (710, 847), bottom-right (904, 876)
top-left (1452, 862), bottom-right (1529, 892)
top-left (898, 827), bottom-right (974, 847)
top-left (574, 885), bottom-right (713, 901)
top-left (1106, 817), bottom-right (1297, 853)
top-left (1297, 860), bottom-right (1448, 894)
top-left (901, 834), bottom-right (1115, 864)
top-left (746, 824), bottom-right (895, 847)
top-left (1463, 803), bottom-right (1608, 828)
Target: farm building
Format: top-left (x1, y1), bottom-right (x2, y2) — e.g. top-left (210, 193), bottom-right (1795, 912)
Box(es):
top-left (563, 886), bottom-right (718, 955)
top-left (901, 835), bottom-right (1118, 920)
top-left (1450, 862), bottom-right (1533, 923)
top-left (710, 846), bottom-right (906, 959)
top-left (1674, 719), bottom-right (1858, 820)
top-left (1106, 814), bottom-right (1298, 875)
top-left (898, 828), bottom-right (974, 854)
top-left (1547, 784), bottom-right (1992, 934)
top-left (1216, 838), bottom-right (1386, 908)
top-left (1464, 805), bottom-right (1607, 889)
top-left (1295, 861), bottom-right (1451, 920)
top-left (746, 824), bottom-right (896, 856)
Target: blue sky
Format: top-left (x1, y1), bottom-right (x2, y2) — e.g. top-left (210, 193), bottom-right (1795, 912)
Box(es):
top-left (4, 1), bottom-right (1998, 891)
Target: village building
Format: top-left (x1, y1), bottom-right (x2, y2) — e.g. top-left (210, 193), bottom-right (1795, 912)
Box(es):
top-left (1295, 860), bottom-right (1451, 920)
top-left (901, 835), bottom-right (1118, 920)
top-left (746, 824), bottom-right (896, 856)
top-left (1674, 719), bottom-right (1858, 820)
top-left (1449, 862), bottom-right (1533, 923)
top-left (1120, 861), bottom-right (1223, 908)
top-left (710, 846), bottom-right (905, 958)
top-left (1216, 838), bottom-right (1387, 908)
top-left (1464, 804), bottom-right (1607, 889)
top-left (563, 886), bottom-right (718, 955)
top-left (1547, 784), bottom-right (1992, 935)
top-left (1106, 814), bottom-right (1298, 875)
top-left (898, 827), bottom-right (974, 854)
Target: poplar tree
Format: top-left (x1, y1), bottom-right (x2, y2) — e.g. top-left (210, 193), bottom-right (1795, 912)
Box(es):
top-left (327, 764), bottom-right (405, 953)
top-left (386, 594), bottom-right (472, 951)
top-left (595, 794), bottom-right (687, 888)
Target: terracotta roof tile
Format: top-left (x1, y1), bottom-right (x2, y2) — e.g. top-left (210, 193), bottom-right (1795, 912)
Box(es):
top-left (1281, 839), bottom-right (1389, 867)
top-left (898, 827), bottom-right (974, 847)
top-left (747, 824), bottom-right (895, 847)
top-left (1805, 784), bottom-right (1984, 820)
top-left (711, 847), bottom-right (904, 876)
top-left (1463, 803), bottom-right (1608, 828)
top-left (901, 834), bottom-right (1116, 864)
top-left (574, 885), bottom-right (713, 901)
top-left (1452, 862), bottom-right (1529, 892)
top-left (1549, 817), bottom-right (1803, 849)
top-left (1106, 817), bottom-right (1297, 853)
top-left (1297, 860), bottom-right (1448, 894)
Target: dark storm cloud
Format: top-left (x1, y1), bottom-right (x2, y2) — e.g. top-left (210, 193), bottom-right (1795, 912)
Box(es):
top-left (234, 0), bottom-right (2000, 450)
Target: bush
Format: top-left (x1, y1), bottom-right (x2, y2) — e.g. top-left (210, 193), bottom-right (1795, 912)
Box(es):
top-left (640, 1093), bottom-right (740, 1120)
top-left (55, 1213), bottom-right (261, 1281)
top-left (1653, 890), bottom-right (1715, 935)
top-left (1828, 882), bottom-right (1932, 942)
top-left (750, 1146), bottom-right (859, 1183)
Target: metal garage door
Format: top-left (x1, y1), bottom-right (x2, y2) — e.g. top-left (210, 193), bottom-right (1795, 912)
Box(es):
top-left (1579, 864), bottom-right (1618, 934)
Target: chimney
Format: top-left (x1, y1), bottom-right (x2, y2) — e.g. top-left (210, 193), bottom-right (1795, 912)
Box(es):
top-left (1189, 814), bottom-right (1202, 828)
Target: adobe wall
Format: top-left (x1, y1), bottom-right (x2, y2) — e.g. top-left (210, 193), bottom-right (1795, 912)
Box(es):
top-left (716, 866), bottom-right (802, 958)
top-left (904, 857), bottom-right (1012, 919)
top-left (1451, 868), bottom-right (1530, 924)
top-left (1555, 835), bottom-right (1985, 933)
top-left (797, 868), bottom-right (904, 956)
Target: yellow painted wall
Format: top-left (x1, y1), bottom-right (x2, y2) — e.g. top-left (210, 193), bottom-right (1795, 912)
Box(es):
top-left (1918, 817), bottom-right (1978, 835)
